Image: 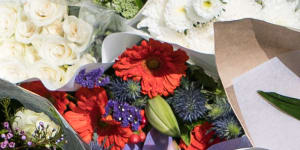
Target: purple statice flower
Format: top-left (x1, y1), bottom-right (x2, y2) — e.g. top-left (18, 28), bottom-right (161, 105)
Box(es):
top-left (8, 142), bottom-right (15, 148)
top-left (1, 134), bottom-right (5, 139)
top-left (75, 68), bottom-right (110, 88)
top-left (3, 122), bottom-right (9, 129)
top-left (6, 133), bottom-right (13, 139)
top-left (104, 100), bottom-right (142, 131)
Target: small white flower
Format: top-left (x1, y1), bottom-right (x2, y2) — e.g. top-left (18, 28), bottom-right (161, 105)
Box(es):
top-left (42, 20), bottom-right (64, 37)
top-left (33, 62), bottom-right (65, 89)
top-left (0, 59), bottom-right (29, 83)
top-left (63, 16), bottom-right (93, 54)
top-left (163, 0), bottom-right (192, 32)
top-left (32, 36), bottom-right (78, 66)
top-left (12, 109), bottom-right (60, 139)
top-left (0, 2), bottom-right (19, 40)
top-left (24, 0), bottom-right (67, 26)
top-left (15, 12), bottom-right (41, 44)
top-left (185, 0), bottom-right (223, 24)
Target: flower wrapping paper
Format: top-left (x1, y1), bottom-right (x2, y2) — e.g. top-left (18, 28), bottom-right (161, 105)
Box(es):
top-left (214, 18), bottom-right (300, 149)
top-left (0, 79), bottom-right (87, 149)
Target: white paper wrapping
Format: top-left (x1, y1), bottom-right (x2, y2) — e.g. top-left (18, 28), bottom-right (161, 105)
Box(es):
top-left (233, 55), bottom-right (300, 150)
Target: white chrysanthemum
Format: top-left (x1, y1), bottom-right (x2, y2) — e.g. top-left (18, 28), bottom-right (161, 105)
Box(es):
top-left (163, 0), bottom-right (192, 32)
top-left (261, 0), bottom-right (300, 29)
top-left (218, 0), bottom-right (262, 21)
top-left (0, 2), bottom-right (19, 40)
top-left (186, 0), bottom-right (223, 24)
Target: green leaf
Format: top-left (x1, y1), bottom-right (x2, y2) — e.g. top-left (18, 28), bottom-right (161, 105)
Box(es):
top-left (258, 91), bottom-right (300, 120)
top-left (180, 120), bottom-right (204, 146)
top-left (180, 131), bottom-right (191, 146)
top-left (146, 96), bottom-right (181, 137)
top-left (0, 129), bottom-right (7, 134)
top-left (135, 0), bottom-right (144, 9)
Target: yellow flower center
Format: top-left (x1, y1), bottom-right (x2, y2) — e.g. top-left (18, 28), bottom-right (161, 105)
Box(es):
top-left (203, 0), bottom-right (212, 8)
top-left (146, 58), bottom-right (160, 70)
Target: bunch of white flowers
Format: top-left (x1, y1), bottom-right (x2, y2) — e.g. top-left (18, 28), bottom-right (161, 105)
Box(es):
top-left (0, 0), bottom-right (96, 89)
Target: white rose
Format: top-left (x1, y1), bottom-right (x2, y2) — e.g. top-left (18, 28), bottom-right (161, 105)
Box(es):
top-left (33, 62), bottom-right (65, 89)
top-left (0, 3), bottom-right (19, 40)
top-left (15, 13), bottom-right (41, 44)
top-left (24, 45), bottom-right (41, 63)
top-left (0, 59), bottom-right (29, 83)
top-left (24, 0), bottom-right (67, 27)
top-left (42, 20), bottom-right (64, 37)
top-left (63, 16), bottom-right (93, 53)
top-left (13, 109), bottom-right (60, 139)
top-left (0, 40), bottom-right (26, 60)
top-left (63, 53), bottom-right (96, 82)
top-left (32, 36), bottom-right (78, 66)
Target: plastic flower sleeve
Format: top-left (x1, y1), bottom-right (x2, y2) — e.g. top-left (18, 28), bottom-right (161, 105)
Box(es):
top-left (0, 79), bottom-right (88, 149)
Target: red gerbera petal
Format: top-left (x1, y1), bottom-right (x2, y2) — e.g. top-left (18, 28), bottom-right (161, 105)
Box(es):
top-left (51, 91), bottom-right (69, 115)
top-left (20, 81), bottom-right (51, 98)
top-left (113, 39), bottom-right (189, 98)
top-left (179, 122), bottom-right (223, 150)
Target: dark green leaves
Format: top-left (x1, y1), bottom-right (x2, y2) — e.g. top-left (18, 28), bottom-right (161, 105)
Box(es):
top-left (258, 91), bottom-right (300, 120)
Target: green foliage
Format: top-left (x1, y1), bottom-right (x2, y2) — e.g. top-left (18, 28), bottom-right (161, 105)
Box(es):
top-left (258, 91), bottom-right (300, 120)
top-left (93, 0), bottom-right (145, 19)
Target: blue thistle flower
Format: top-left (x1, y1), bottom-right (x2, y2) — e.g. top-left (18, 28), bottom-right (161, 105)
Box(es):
top-left (212, 112), bottom-right (243, 140)
top-left (104, 100), bottom-right (142, 131)
top-left (168, 80), bottom-right (207, 123)
top-left (208, 96), bottom-right (231, 120)
top-left (75, 68), bottom-right (110, 88)
top-left (109, 78), bottom-right (141, 104)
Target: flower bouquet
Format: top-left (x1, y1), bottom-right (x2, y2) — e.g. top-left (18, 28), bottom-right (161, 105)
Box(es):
top-left (0, 0), bottom-right (121, 90)
top-left (136, 0), bottom-right (300, 54)
top-left (0, 79), bottom-right (86, 150)
top-left (21, 36), bottom-right (245, 150)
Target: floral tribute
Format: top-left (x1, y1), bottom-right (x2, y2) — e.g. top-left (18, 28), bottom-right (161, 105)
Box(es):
top-left (0, 0), bottom-right (96, 89)
top-left (0, 98), bottom-right (66, 150)
top-left (22, 39), bottom-right (244, 150)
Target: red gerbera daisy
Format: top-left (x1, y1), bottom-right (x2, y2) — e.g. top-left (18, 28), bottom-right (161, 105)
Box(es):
top-left (179, 122), bottom-right (223, 150)
top-left (113, 39), bottom-right (189, 98)
top-left (63, 87), bottom-right (133, 150)
top-left (97, 116), bottom-right (133, 150)
top-left (64, 87), bottom-right (108, 143)
top-left (50, 91), bottom-right (69, 115)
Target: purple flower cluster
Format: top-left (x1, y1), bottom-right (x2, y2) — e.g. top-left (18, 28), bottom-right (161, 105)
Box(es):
top-left (75, 68), bottom-right (110, 88)
top-left (0, 122), bottom-right (28, 149)
top-left (104, 100), bottom-right (142, 131)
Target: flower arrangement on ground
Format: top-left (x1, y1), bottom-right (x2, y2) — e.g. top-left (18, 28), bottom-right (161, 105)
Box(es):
top-left (22, 38), bottom-right (243, 150)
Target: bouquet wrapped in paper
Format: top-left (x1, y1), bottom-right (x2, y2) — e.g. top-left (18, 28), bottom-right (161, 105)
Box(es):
top-left (0, 79), bottom-right (86, 149)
